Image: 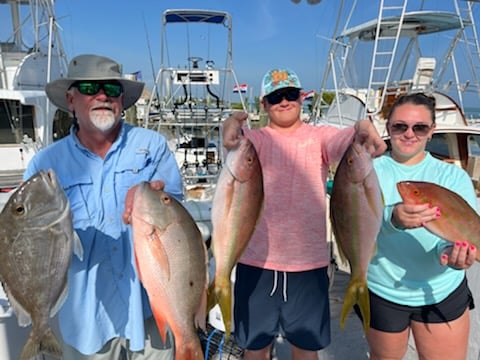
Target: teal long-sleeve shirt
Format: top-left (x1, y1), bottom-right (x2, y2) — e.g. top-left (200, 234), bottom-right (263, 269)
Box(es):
top-left (23, 121), bottom-right (183, 355)
top-left (368, 152), bottom-right (477, 306)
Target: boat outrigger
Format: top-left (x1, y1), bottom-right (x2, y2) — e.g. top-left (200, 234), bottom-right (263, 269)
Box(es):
top-left (0, 0), bottom-right (67, 192)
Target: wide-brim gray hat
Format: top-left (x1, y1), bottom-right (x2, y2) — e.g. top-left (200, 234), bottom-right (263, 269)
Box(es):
top-left (46, 54), bottom-right (145, 112)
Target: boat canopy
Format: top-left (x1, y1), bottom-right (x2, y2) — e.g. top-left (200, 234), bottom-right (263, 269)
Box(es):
top-left (163, 9), bottom-right (230, 26)
top-left (339, 11), bottom-right (471, 41)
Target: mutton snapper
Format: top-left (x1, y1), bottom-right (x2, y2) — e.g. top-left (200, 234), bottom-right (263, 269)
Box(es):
top-left (0, 169), bottom-right (83, 360)
top-left (397, 181), bottom-right (480, 261)
top-left (129, 183), bottom-right (207, 360)
top-left (330, 142), bottom-right (383, 332)
top-left (207, 137), bottom-right (263, 340)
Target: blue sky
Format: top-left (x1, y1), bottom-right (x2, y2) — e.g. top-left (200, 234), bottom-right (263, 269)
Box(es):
top-left (5, 0), bottom-right (477, 101)
top-left (53, 0), bottom-right (344, 96)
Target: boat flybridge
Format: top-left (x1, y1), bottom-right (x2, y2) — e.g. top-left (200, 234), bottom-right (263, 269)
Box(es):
top-left (0, 0), bottom-right (67, 190)
top-left (313, 0), bottom-right (480, 184)
top-left (144, 9), bottom-right (247, 202)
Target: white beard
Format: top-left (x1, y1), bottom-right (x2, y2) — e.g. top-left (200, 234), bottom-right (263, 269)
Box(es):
top-left (90, 110), bottom-right (116, 132)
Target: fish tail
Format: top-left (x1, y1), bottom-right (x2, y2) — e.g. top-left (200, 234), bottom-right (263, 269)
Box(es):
top-left (175, 339), bottom-right (204, 360)
top-left (340, 277), bottom-right (370, 332)
top-left (206, 280), bottom-right (217, 313)
top-left (215, 276), bottom-right (232, 341)
top-left (20, 328), bottom-right (62, 360)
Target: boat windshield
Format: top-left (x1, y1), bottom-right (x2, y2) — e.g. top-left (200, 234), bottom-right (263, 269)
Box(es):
top-left (0, 99), bottom-right (35, 144)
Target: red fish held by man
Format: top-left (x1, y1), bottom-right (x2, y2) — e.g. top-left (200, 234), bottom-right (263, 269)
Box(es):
top-left (129, 183), bottom-right (207, 360)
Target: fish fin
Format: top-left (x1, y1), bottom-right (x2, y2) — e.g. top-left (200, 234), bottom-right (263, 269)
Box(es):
top-left (150, 229), bottom-right (171, 280)
top-left (72, 230), bottom-right (84, 261)
top-left (20, 327), bottom-right (62, 360)
top-left (215, 275), bottom-right (232, 341)
top-left (206, 280), bottom-right (217, 313)
top-left (340, 277), bottom-right (370, 333)
top-left (151, 303), bottom-right (170, 344)
top-left (195, 286), bottom-right (207, 331)
top-left (3, 284), bottom-right (31, 327)
top-left (50, 282), bottom-right (68, 318)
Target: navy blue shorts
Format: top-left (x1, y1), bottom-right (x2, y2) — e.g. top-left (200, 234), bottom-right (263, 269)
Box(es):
top-left (355, 276), bottom-right (475, 333)
top-left (233, 263), bottom-right (331, 351)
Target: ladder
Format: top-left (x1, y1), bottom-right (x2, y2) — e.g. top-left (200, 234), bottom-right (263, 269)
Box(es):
top-left (364, 0), bottom-right (408, 117)
top-left (456, 0), bottom-right (480, 106)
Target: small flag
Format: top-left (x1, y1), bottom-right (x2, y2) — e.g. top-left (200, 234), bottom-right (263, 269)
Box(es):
top-left (302, 90), bottom-right (315, 100)
top-left (233, 83), bottom-right (248, 93)
top-left (133, 71), bottom-right (143, 81)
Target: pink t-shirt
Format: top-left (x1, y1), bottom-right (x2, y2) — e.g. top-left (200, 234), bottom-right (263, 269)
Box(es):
top-left (242, 122), bottom-right (355, 272)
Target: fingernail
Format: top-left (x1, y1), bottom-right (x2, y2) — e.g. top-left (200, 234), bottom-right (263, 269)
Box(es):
top-left (456, 242), bottom-right (461, 247)
top-left (436, 208), bottom-right (441, 217)
top-left (463, 242), bottom-right (468, 247)
top-left (441, 254), bottom-right (448, 260)
top-left (471, 245), bottom-right (476, 251)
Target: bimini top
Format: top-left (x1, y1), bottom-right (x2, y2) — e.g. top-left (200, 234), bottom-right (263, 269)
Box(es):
top-left (163, 9), bottom-right (230, 26)
top-left (339, 11), bottom-right (471, 41)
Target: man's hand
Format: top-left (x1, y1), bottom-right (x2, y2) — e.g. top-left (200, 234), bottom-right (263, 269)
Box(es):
top-left (122, 181), bottom-right (165, 224)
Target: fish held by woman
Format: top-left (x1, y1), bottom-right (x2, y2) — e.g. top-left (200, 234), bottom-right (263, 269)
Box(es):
top-left (330, 141), bottom-right (383, 332)
top-left (0, 169), bottom-right (83, 360)
top-left (397, 180), bottom-right (480, 261)
top-left (129, 183), bottom-right (207, 360)
top-left (207, 137), bottom-right (264, 340)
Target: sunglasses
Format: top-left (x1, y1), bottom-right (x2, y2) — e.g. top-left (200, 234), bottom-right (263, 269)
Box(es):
top-left (72, 81), bottom-right (123, 98)
top-left (264, 88), bottom-right (301, 105)
top-left (389, 123), bottom-right (432, 136)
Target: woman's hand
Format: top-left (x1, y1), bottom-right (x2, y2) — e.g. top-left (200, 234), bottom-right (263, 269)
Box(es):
top-left (392, 202), bottom-right (439, 229)
top-left (440, 242), bottom-right (477, 269)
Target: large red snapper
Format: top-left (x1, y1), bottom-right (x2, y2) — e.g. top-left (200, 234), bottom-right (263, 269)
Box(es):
top-left (0, 169), bottom-right (83, 360)
top-left (330, 142), bottom-right (383, 331)
top-left (397, 181), bottom-right (480, 261)
top-left (207, 137), bottom-right (263, 340)
top-left (130, 183), bottom-right (207, 360)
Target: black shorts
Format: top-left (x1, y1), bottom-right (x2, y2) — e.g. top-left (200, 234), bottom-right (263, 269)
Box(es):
top-left (355, 276), bottom-right (475, 333)
top-left (234, 263), bottom-right (331, 351)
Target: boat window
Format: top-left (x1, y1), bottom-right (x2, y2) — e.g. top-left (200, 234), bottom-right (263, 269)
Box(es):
top-left (0, 100), bottom-right (35, 144)
top-left (468, 135), bottom-right (480, 156)
top-left (426, 133), bottom-right (450, 160)
top-left (53, 109), bottom-right (73, 141)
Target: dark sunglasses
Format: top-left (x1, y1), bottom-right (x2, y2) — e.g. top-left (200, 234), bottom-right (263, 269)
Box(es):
top-left (264, 88), bottom-right (301, 105)
top-left (72, 81), bottom-right (123, 98)
top-left (389, 123), bottom-right (432, 136)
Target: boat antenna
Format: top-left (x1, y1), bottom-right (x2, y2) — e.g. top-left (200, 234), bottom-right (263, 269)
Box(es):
top-left (142, 12), bottom-right (158, 98)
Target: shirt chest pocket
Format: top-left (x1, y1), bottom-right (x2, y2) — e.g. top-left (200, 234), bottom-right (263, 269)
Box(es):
top-left (63, 174), bottom-right (94, 229)
top-left (115, 151), bottom-right (155, 202)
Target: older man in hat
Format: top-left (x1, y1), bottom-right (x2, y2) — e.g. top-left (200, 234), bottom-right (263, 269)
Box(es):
top-left (23, 54), bottom-right (182, 359)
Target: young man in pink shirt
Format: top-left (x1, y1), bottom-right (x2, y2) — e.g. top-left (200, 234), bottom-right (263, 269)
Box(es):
top-left (222, 68), bottom-right (386, 360)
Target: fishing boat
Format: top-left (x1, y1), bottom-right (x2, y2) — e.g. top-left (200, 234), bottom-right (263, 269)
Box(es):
top-left (143, 9), bottom-right (247, 240)
top-left (313, 1), bottom-right (480, 359)
top-left (0, 0), bottom-right (67, 202)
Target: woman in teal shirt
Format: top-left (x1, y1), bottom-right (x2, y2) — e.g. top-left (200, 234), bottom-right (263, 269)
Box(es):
top-left (365, 93), bottom-right (477, 360)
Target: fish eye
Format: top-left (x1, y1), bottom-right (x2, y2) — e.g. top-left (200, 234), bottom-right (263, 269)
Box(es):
top-left (14, 205), bottom-right (25, 215)
top-left (247, 156), bottom-right (253, 164)
top-left (161, 194), bottom-right (171, 205)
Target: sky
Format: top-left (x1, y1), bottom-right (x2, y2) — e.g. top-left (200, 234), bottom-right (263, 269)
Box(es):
top-left (51, 0), bottom-right (345, 96)
top-left (4, 0), bottom-right (479, 102)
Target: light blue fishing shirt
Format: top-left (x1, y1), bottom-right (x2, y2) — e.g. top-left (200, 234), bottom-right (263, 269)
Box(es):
top-left (23, 121), bottom-right (183, 355)
top-left (368, 152), bottom-right (477, 306)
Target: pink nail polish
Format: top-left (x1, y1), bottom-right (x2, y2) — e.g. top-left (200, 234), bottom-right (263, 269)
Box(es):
top-left (463, 242), bottom-right (468, 247)
top-left (456, 242), bottom-right (461, 247)
top-left (441, 254), bottom-right (448, 260)
top-left (471, 245), bottom-right (476, 251)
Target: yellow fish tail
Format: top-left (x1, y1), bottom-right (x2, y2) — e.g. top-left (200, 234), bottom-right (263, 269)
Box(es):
top-left (215, 276), bottom-right (233, 340)
top-left (340, 277), bottom-right (370, 332)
